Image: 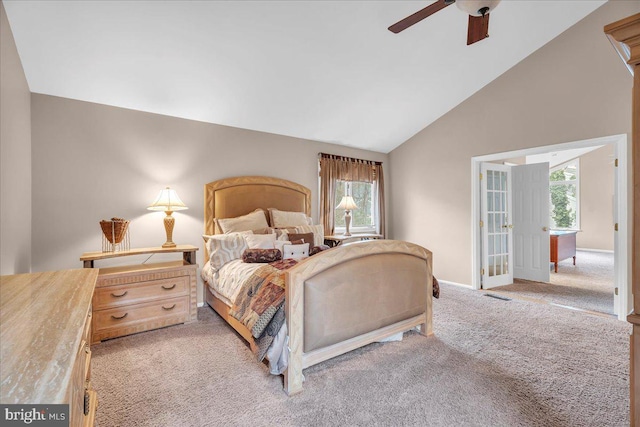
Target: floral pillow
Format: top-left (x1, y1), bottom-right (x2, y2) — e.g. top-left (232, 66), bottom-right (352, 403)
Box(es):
top-left (242, 248), bottom-right (282, 263)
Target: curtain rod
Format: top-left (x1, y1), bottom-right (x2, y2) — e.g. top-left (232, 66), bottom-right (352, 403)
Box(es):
top-left (318, 152), bottom-right (383, 166)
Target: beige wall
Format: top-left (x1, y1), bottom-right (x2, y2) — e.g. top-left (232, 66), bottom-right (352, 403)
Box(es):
top-left (578, 144), bottom-right (615, 251)
top-left (389, 0), bottom-right (638, 285)
top-left (30, 94), bottom-right (388, 302)
top-left (0, 1), bottom-right (31, 275)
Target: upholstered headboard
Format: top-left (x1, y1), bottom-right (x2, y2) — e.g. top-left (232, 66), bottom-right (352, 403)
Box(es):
top-left (204, 176), bottom-right (312, 239)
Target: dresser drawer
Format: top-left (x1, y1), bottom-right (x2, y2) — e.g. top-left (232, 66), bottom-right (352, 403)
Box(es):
top-left (93, 276), bottom-right (189, 309)
top-left (93, 296), bottom-right (189, 334)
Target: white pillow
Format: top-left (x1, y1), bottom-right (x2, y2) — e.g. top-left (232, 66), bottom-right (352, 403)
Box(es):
top-left (269, 208), bottom-right (309, 228)
top-left (294, 224), bottom-right (324, 247)
top-left (274, 240), bottom-right (291, 254)
top-left (205, 233), bottom-right (249, 271)
top-left (244, 233), bottom-right (277, 249)
top-left (216, 209), bottom-right (269, 234)
top-left (282, 243), bottom-right (309, 260)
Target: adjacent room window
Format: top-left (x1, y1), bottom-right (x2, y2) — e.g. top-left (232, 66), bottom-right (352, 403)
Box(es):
top-left (318, 153), bottom-right (385, 237)
top-left (549, 159), bottom-right (580, 230)
top-left (334, 180), bottom-right (377, 233)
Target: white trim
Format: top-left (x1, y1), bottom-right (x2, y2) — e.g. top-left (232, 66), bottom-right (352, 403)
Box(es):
top-left (438, 279), bottom-right (473, 289)
top-left (576, 248), bottom-right (615, 254)
top-left (471, 134), bottom-right (628, 321)
top-left (197, 302), bottom-right (205, 307)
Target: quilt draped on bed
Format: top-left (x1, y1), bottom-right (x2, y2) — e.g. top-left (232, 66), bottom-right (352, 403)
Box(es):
top-left (230, 258), bottom-right (298, 361)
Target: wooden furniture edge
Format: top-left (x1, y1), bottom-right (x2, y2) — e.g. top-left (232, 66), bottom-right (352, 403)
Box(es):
top-left (80, 245), bottom-right (198, 267)
top-left (605, 12), bottom-right (640, 427)
top-left (284, 240), bottom-right (433, 395)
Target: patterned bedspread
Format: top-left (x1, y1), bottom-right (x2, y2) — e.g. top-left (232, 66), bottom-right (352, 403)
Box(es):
top-left (229, 258), bottom-right (298, 361)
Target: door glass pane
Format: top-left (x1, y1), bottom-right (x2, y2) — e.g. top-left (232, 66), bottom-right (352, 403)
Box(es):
top-left (494, 192), bottom-right (501, 212)
top-left (487, 171), bottom-right (494, 190)
top-left (496, 258), bottom-right (502, 275)
top-left (488, 235), bottom-right (494, 256)
top-left (487, 193), bottom-right (493, 211)
top-left (503, 255), bottom-right (509, 274)
top-left (488, 213), bottom-right (494, 233)
top-left (501, 172), bottom-right (507, 191)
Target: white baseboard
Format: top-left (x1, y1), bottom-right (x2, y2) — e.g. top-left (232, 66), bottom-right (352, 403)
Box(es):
top-left (438, 280), bottom-right (472, 289)
top-left (197, 302), bottom-right (205, 307)
top-left (576, 248), bottom-right (614, 254)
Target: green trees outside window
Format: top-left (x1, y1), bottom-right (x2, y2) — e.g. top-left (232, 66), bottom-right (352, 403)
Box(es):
top-left (335, 180), bottom-right (375, 229)
top-left (549, 161), bottom-right (578, 229)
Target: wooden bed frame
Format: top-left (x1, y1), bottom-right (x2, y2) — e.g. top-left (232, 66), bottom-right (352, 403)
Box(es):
top-left (203, 176), bottom-right (433, 395)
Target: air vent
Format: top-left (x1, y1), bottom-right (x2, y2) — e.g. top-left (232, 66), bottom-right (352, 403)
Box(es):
top-left (483, 293), bottom-right (511, 301)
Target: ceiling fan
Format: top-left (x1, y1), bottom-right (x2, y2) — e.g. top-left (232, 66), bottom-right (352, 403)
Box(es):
top-left (388, 0), bottom-right (501, 45)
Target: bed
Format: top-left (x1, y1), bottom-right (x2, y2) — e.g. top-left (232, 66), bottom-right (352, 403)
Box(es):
top-left (202, 175), bottom-right (433, 395)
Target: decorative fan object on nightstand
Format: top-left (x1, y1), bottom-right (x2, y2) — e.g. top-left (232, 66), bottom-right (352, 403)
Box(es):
top-left (100, 217), bottom-right (130, 252)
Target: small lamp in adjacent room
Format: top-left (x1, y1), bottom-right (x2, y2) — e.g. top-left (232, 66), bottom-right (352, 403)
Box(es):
top-left (336, 195), bottom-right (358, 236)
top-left (147, 187), bottom-right (188, 248)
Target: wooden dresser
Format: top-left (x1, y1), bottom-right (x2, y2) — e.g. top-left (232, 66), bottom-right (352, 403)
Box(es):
top-left (80, 246), bottom-right (198, 343)
top-left (0, 269), bottom-right (98, 426)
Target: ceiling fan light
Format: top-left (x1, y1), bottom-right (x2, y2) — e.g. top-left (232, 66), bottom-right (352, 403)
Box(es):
top-left (456, 0), bottom-right (501, 17)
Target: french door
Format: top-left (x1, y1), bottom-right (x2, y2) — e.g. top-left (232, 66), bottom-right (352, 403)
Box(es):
top-left (481, 163), bottom-right (513, 289)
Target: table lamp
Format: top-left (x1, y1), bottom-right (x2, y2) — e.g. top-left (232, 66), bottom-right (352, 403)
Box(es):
top-left (148, 187), bottom-right (188, 248)
top-left (336, 195), bottom-right (358, 236)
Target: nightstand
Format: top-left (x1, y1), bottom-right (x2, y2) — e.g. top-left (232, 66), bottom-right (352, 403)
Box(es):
top-left (80, 245), bottom-right (198, 343)
top-left (323, 233), bottom-right (383, 248)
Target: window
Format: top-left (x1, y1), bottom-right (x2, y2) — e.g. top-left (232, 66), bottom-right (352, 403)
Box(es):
top-left (318, 153), bottom-right (385, 237)
top-left (334, 180), bottom-right (377, 232)
top-left (549, 159), bottom-right (579, 230)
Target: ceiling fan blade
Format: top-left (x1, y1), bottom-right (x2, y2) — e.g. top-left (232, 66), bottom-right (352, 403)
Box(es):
top-left (467, 13), bottom-right (490, 45)
top-left (388, 0), bottom-right (452, 34)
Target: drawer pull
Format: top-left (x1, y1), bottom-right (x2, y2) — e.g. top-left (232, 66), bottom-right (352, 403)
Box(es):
top-left (111, 291), bottom-right (128, 298)
top-left (161, 284), bottom-right (177, 290)
top-left (111, 313), bottom-right (128, 320)
top-left (162, 304), bottom-right (177, 311)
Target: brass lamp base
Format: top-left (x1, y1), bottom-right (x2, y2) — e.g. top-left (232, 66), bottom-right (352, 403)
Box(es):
top-left (162, 211), bottom-right (177, 248)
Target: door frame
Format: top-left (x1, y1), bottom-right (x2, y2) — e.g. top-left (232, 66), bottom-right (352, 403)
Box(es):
top-left (470, 134), bottom-right (629, 321)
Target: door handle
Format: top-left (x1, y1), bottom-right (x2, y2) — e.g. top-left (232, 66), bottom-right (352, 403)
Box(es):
top-left (542, 226), bottom-right (548, 232)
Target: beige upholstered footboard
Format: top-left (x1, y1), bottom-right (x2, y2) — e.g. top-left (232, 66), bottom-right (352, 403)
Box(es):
top-left (284, 239), bottom-right (433, 395)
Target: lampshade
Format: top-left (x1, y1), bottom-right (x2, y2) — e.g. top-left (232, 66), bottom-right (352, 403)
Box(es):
top-left (456, 0), bottom-right (501, 16)
top-left (336, 196), bottom-right (358, 211)
top-left (147, 187), bottom-right (188, 212)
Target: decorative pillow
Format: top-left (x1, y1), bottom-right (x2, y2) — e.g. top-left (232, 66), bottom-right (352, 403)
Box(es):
top-left (206, 233), bottom-right (249, 272)
top-left (251, 227), bottom-right (274, 235)
top-left (294, 224), bottom-right (324, 247)
top-left (269, 208), bottom-right (309, 228)
top-left (242, 248), bottom-right (282, 263)
top-left (310, 244), bottom-right (331, 256)
top-left (286, 232), bottom-right (314, 245)
top-left (215, 209), bottom-right (269, 234)
top-left (274, 227), bottom-right (297, 240)
top-left (274, 240), bottom-right (291, 254)
top-left (244, 233), bottom-right (277, 249)
top-left (282, 243), bottom-right (310, 260)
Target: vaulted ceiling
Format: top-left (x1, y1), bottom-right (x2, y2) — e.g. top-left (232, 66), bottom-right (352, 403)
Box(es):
top-left (3, 1), bottom-right (606, 153)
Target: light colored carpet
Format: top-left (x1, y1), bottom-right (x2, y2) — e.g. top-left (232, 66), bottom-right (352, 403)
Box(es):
top-left (92, 283), bottom-right (629, 427)
top-left (491, 250), bottom-right (615, 314)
